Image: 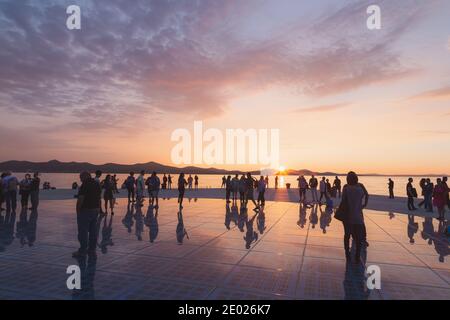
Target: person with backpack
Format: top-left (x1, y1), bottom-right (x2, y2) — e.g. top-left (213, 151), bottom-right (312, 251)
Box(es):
top-left (19, 173), bottom-right (32, 209)
top-left (406, 178), bottom-right (417, 211)
top-left (148, 172), bottom-right (161, 208)
top-left (336, 171), bottom-right (369, 263)
top-left (125, 172), bottom-right (136, 203)
top-left (2, 172), bottom-right (18, 212)
top-left (309, 175), bottom-right (318, 203)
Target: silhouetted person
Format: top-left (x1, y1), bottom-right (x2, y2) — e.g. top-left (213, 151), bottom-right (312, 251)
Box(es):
top-left (177, 173), bottom-right (187, 209)
top-left (221, 176), bottom-right (226, 188)
top-left (388, 178), bottom-right (394, 199)
top-left (275, 175), bottom-right (279, 189)
top-left (125, 172), bottom-right (136, 202)
top-left (333, 176), bottom-right (342, 198)
top-left (297, 175), bottom-right (307, 202)
top-left (73, 171), bottom-right (101, 259)
top-left (442, 176), bottom-right (449, 210)
top-left (257, 176), bottom-right (266, 207)
top-left (194, 175), bottom-right (199, 189)
top-left (102, 174), bottom-right (115, 215)
top-left (406, 178), bottom-right (417, 211)
top-left (3, 172), bottom-right (18, 213)
top-left (245, 173), bottom-right (259, 211)
top-left (319, 177), bottom-right (327, 204)
top-left (231, 174), bottom-right (239, 203)
top-left (148, 171), bottom-right (160, 208)
top-left (225, 175), bottom-right (232, 203)
top-left (433, 178), bottom-right (447, 220)
top-left (19, 173), bottom-right (32, 209)
top-left (340, 171), bottom-right (369, 264)
top-left (167, 174), bottom-right (172, 189)
top-left (309, 175), bottom-right (318, 203)
top-left (424, 178), bottom-right (434, 212)
top-left (136, 170), bottom-right (145, 206)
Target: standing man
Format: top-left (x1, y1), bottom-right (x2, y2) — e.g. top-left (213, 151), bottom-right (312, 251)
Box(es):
top-left (246, 173), bottom-right (259, 212)
top-left (194, 175), bottom-right (199, 190)
top-left (333, 176), bottom-right (342, 198)
top-left (319, 177), bottom-right (327, 205)
top-left (73, 171), bottom-right (101, 259)
top-left (406, 178), bottom-right (417, 211)
top-left (148, 172), bottom-right (161, 208)
top-left (388, 178), bottom-right (394, 199)
top-left (275, 175), bottom-right (279, 189)
top-left (125, 172), bottom-right (136, 202)
top-left (442, 177), bottom-right (449, 210)
top-left (257, 176), bottom-right (266, 207)
top-left (309, 175), bottom-right (318, 203)
top-left (3, 172), bottom-right (18, 213)
top-left (30, 172), bottom-right (40, 210)
top-left (168, 174), bottom-right (172, 190)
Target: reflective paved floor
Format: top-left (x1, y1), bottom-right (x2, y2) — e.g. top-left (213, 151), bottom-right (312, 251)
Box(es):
top-left (0, 198), bottom-right (448, 300)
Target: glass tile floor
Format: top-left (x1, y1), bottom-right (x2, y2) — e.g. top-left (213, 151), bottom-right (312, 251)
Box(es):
top-left (0, 198), bottom-right (448, 300)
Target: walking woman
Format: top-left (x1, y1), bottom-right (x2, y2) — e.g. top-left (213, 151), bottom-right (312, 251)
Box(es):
top-left (339, 171), bottom-right (369, 264)
top-left (433, 178), bottom-right (447, 221)
top-left (102, 174), bottom-right (115, 215)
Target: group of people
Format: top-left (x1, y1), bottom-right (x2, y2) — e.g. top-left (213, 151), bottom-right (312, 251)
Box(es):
top-left (296, 175), bottom-right (342, 204)
top-left (0, 172), bottom-right (40, 213)
top-left (223, 173), bottom-right (268, 212)
top-left (405, 177), bottom-right (449, 220)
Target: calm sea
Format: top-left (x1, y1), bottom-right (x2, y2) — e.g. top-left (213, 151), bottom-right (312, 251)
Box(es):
top-left (10, 172), bottom-right (442, 197)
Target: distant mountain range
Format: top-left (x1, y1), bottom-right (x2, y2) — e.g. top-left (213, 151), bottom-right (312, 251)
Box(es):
top-left (0, 160), bottom-right (447, 177)
top-left (0, 160), bottom-right (259, 175)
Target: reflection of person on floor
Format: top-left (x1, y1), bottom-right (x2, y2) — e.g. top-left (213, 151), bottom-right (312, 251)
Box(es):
top-left (309, 203), bottom-right (318, 229)
top-left (134, 204), bottom-right (144, 241)
top-left (176, 209), bottom-right (189, 244)
top-left (145, 205), bottom-right (159, 243)
top-left (238, 205), bottom-right (248, 232)
top-left (26, 209), bottom-right (38, 247)
top-left (122, 202), bottom-right (134, 233)
top-left (99, 214), bottom-right (114, 254)
top-left (244, 213), bottom-right (258, 249)
top-left (230, 203), bottom-right (239, 226)
top-left (4, 211), bottom-right (16, 246)
top-left (407, 214), bottom-right (418, 244)
top-left (16, 208), bottom-right (28, 247)
top-left (319, 205), bottom-right (333, 234)
top-left (433, 222), bottom-right (448, 263)
top-left (421, 217), bottom-right (434, 245)
top-left (72, 255), bottom-right (97, 300)
top-left (257, 207), bottom-right (266, 234)
top-left (297, 203), bottom-right (308, 228)
top-left (343, 263), bottom-right (370, 300)
top-left (224, 203), bottom-right (232, 230)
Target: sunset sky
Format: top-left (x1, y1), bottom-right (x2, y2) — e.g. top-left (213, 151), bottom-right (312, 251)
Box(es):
top-left (0, 0), bottom-right (449, 174)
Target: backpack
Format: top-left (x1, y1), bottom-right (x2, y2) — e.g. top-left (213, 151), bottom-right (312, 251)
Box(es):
top-left (8, 178), bottom-right (18, 191)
